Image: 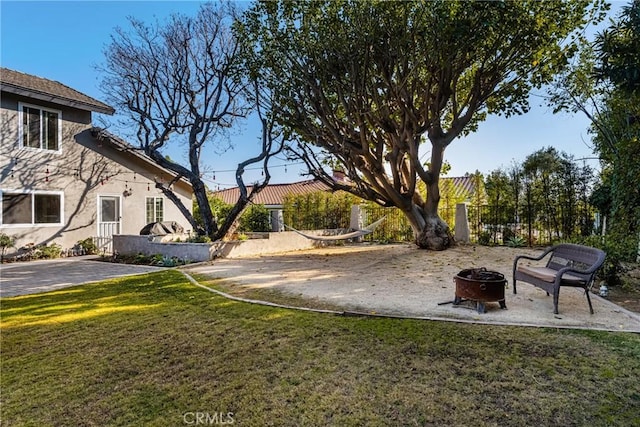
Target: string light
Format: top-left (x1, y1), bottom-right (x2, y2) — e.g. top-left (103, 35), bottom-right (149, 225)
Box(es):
top-left (4, 160), bottom-right (299, 190)
top-left (207, 161), bottom-right (303, 174)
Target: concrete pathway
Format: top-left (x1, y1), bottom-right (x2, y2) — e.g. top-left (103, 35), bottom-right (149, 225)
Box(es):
top-left (0, 257), bottom-right (165, 297)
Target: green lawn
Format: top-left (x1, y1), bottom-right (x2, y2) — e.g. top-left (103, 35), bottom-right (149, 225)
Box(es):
top-left (2, 270), bottom-right (639, 426)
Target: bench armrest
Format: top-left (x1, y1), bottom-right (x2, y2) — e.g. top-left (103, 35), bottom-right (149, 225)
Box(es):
top-left (513, 246), bottom-right (554, 265)
top-left (556, 260), bottom-right (604, 278)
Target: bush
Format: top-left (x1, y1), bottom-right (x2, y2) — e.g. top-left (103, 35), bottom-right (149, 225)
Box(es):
top-left (0, 233), bottom-right (16, 262)
top-left (477, 231), bottom-right (492, 246)
top-left (39, 243), bottom-right (63, 259)
top-left (502, 227), bottom-right (515, 245)
top-left (187, 235), bottom-right (211, 243)
top-left (570, 233), bottom-right (638, 287)
top-left (506, 236), bottom-right (526, 248)
top-left (76, 238), bottom-right (98, 255)
top-left (239, 204), bottom-right (271, 232)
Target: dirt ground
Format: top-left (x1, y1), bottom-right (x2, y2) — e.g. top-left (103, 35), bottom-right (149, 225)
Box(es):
top-left (187, 243), bottom-right (640, 332)
top-left (608, 279), bottom-right (640, 313)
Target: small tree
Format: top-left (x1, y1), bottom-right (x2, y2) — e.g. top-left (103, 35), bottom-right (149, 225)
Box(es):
top-left (0, 233), bottom-right (15, 263)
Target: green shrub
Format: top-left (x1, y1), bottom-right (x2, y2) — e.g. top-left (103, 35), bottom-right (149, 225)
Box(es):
top-left (502, 227), bottom-right (515, 244)
top-left (239, 204), bottom-right (271, 232)
top-left (0, 233), bottom-right (16, 262)
top-left (187, 235), bottom-right (211, 243)
top-left (76, 238), bottom-right (98, 255)
top-left (569, 233), bottom-right (638, 287)
top-left (40, 243), bottom-right (63, 259)
top-left (506, 236), bottom-right (526, 248)
top-left (477, 231), bottom-right (492, 246)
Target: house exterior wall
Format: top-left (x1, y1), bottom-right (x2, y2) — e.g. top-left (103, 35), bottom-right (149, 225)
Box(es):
top-left (0, 92), bottom-right (193, 253)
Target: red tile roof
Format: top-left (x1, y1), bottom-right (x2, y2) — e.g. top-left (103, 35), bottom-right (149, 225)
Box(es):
top-left (212, 180), bottom-right (332, 206)
top-left (0, 67), bottom-right (114, 115)
top-left (441, 176), bottom-right (476, 200)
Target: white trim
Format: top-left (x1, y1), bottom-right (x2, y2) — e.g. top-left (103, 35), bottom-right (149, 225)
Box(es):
top-left (96, 194), bottom-right (122, 254)
top-left (145, 196), bottom-right (164, 224)
top-left (17, 102), bottom-right (63, 154)
top-left (96, 194), bottom-right (122, 236)
top-left (0, 189), bottom-right (65, 227)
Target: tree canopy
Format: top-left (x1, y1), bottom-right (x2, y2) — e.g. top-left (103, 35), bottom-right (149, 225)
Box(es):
top-left (551, 1), bottom-right (639, 237)
top-left (240, 0), bottom-right (606, 249)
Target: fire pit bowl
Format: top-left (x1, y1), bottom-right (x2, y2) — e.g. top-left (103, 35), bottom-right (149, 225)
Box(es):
top-left (453, 267), bottom-right (507, 314)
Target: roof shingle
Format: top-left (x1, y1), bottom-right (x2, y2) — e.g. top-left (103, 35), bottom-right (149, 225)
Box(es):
top-left (0, 67), bottom-right (114, 115)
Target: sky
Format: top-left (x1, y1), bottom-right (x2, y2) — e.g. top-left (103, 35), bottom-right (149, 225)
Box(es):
top-left (1, 1), bottom-right (625, 188)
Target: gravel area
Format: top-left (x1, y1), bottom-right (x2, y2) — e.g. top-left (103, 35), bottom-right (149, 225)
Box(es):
top-left (187, 243), bottom-right (640, 333)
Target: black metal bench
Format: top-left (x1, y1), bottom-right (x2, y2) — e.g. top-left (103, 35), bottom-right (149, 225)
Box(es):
top-left (512, 243), bottom-right (606, 314)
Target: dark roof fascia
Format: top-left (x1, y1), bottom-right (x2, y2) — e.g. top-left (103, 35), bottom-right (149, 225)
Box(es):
top-left (1, 83), bottom-right (115, 115)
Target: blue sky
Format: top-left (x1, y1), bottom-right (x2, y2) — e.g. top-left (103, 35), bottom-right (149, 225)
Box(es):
top-left (1, 1), bottom-right (624, 187)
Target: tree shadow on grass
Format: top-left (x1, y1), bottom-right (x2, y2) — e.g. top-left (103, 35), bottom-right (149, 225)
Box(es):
top-left (0, 271), bottom-right (201, 329)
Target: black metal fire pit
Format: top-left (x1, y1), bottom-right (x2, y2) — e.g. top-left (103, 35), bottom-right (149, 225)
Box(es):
top-left (453, 267), bottom-right (507, 314)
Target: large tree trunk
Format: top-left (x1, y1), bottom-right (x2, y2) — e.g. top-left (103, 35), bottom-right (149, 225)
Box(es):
top-left (192, 179), bottom-right (218, 239)
top-left (414, 143), bottom-right (454, 250)
top-left (415, 212), bottom-right (454, 250)
top-left (155, 181), bottom-right (201, 234)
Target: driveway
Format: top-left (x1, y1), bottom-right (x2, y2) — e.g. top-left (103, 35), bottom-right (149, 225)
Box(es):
top-left (0, 257), bottom-right (166, 297)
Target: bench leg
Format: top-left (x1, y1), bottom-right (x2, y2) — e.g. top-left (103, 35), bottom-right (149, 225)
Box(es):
top-left (585, 287), bottom-right (595, 315)
top-left (553, 287), bottom-right (561, 315)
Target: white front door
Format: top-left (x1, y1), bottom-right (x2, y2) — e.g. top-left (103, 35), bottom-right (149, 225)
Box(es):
top-left (97, 195), bottom-right (121, 254)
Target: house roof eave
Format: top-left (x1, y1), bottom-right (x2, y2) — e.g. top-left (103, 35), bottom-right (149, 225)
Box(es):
top-left (90, 128), bottom-right (193, 190)
top-left (0, 83), bottom-right (115, 115)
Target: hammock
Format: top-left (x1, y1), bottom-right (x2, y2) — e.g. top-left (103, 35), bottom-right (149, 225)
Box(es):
top-left (282, 216), bottom-right (386, 241)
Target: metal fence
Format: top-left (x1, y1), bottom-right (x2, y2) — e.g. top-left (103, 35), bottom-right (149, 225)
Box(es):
top-left (466, 203), bottom-right (595, 246)
top-left (284, 198), bottom-right (596, 246)
top-left (361, 205), bottom-right (413, 243)
top-left (362, 202), bottom-right (595, 246)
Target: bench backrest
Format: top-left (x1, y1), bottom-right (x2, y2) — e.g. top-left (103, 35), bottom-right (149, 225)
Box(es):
top-left (546, 244), bottom-right (606, 273)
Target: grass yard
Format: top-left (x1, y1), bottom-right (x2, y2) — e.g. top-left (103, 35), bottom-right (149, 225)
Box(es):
top-left (1, 270), bottom-right (639, 426)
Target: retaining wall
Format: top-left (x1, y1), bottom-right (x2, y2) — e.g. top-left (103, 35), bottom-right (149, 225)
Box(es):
top-left (113, 230), bottom-right (335, 262)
